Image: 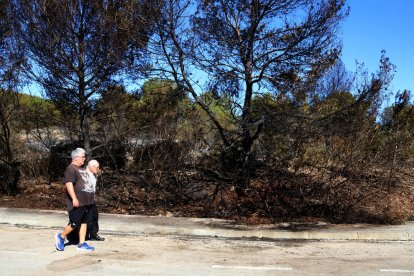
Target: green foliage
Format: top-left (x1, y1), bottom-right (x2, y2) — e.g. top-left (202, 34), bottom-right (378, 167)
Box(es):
top-left (95, 85), bottom-right (140, 131)
top-left (136, 79), bottom-right (187, 132)
top-left (194, 92), bottom-right (236, 130)
top-left (11, 0), bottom-right (157, 154)
top-left (13, 93), bottom-right (60, 133)
top-left (139, 79), bottom-right (185, 114)
top-left (379, 91), bottom-right (414, 166)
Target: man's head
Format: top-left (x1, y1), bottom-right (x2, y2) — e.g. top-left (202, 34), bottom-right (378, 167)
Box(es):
top-left (71, 148), bottom-right (86, 166)
top-left (87, 159), bottom-right (100, 175)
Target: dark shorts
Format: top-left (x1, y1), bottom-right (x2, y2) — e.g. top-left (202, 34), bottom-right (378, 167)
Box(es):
top-left (68, 205), bottom-right (93, 229)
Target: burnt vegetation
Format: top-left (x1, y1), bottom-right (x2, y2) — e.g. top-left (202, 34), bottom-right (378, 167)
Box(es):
top-left (0, 0), bottom-right (413, 224)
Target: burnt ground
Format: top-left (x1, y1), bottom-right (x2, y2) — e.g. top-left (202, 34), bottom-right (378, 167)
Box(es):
top-left (1, 167), bottom-right (414, 225)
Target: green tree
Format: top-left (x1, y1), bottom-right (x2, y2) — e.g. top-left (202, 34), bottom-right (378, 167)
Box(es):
top-left (0, 0), bottom-right (25, 194)
top-left (380, 90), bottom-right (414, 182)
top-left (93, 85), bottom-right (141, 170)
top-left (11, 0), bottom-right (155, 156)
top-left (302, 54), bottom-right (397, 178)
top-left (16, 94), bottom-right (61, 148)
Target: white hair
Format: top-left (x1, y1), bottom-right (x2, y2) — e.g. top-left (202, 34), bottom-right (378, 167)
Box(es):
top-left (87, 159), bottom-right (99, 168)
top-left (71, 148), bottom-right (85, 160)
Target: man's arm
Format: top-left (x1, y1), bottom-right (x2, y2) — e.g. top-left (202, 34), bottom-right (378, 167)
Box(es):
top-left (66, 182), bottom-right (79, 207)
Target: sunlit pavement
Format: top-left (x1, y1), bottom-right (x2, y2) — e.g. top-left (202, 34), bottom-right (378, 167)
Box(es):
top-left (1, 207), bottom-right (414, 241)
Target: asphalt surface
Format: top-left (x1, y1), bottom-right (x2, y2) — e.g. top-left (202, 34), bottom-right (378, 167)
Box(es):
top-left (1, 207), bottom-right (414, 241)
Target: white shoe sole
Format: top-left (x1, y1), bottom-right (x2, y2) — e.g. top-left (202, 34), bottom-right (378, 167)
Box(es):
top-left (76, 247), bottom-right (94, 251)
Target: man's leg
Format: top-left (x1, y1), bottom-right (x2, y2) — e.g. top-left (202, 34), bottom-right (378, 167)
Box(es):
top-left (61, 206), bottom-right (84, 244)
top-left (55, 225), bottom-right (74, 251)
top-left (81, 205), bottom-right (93, 243)
top-left (61, 225), bottom-right (74, 239)
top-left (89, 203), bottom-right (105, 241)
top-left (79, 223), bottom-right (87, 244)
top-left (92, 202), bottom-right (99, 235)
top-left (66, 227), bottom-right (79, 244)
top-left (76, 206), bottom-right (95, 251)
top-left (88, 202), bottom-right (99, 237)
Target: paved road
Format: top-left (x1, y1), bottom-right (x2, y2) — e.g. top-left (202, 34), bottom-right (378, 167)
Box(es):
top-left (1, 207), bottom-right (414, 241)
top-left (1, 224), bottom-right (414, 275)
top-left (1, 207), bottom-right (414, 275)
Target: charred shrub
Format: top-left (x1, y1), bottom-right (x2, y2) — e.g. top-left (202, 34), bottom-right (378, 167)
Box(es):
top-left (48, 141), bottom-right (83, 182)
top-left (0, 162), bottom-right (20, 195)
top-left (133, 139), bottom-right (186, 173)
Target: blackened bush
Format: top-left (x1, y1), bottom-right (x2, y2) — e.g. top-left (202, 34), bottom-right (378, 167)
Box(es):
top-left (48, 141), bottom-right (83, 182)
top-left (0, 162), bottom-right (20, 195)
top-left (48, 140), bottom-right (127, 182)
top-left (133, 139), bottom-right (186, 172)
top-left (95, 140), bottom-right (127, 171)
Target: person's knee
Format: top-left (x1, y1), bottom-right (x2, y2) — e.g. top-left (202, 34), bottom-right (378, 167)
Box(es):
top-left (69, 221), bottom-right (80, 229)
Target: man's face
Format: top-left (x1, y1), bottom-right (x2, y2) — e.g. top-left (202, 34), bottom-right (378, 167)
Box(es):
top-left (90, 164), bottom-right (100, 174)
top-left (75, 154), bottom-right (86, 166)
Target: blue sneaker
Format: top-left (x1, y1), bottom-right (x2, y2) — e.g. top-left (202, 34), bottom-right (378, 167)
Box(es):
top-left (55, 233), bottom-right (65, 251)
top-left (77, 242), bottom-right (94, 251)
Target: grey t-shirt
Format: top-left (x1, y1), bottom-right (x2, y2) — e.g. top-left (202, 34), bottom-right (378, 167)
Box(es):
top-left (64, 164), bottom-right (95, 211)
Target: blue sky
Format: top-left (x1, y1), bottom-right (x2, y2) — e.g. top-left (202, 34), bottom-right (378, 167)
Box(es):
top-left (341, 0), bottom-right (413, 96)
